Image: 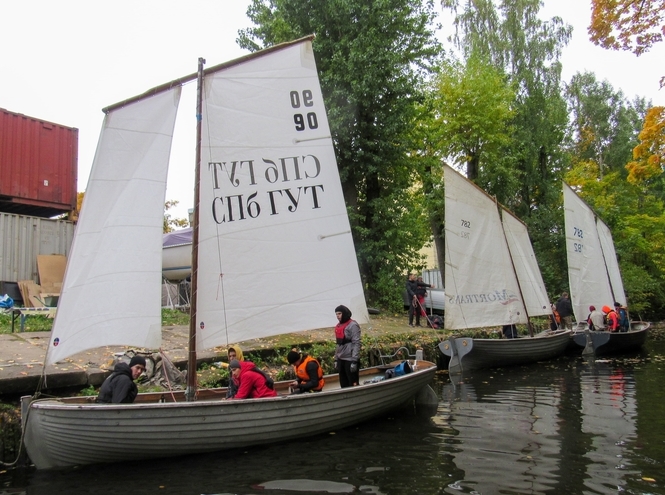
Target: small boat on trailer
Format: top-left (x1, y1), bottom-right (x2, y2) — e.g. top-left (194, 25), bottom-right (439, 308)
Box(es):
top-left (439, 165), bottom-right (570, 373)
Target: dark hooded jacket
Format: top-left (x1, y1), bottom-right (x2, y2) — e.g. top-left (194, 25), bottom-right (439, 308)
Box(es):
top-left (97, 362), bottom-right (138, 404)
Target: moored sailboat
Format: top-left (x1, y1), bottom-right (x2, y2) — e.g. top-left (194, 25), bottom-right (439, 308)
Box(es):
top-left (562, 182), bottom-right (649, 355)
top-left (21, 37), bottom-right (437, 470)
top-left (438, 165), bottom-right (570, 373)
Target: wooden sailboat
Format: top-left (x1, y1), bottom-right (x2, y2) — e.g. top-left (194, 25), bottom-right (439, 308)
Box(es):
top-left (438, 165), bottom-right (571, 373)
top-left (21, 37), bottom-right (437, 470)
top-left (562, 182), bottom-right (649, 355)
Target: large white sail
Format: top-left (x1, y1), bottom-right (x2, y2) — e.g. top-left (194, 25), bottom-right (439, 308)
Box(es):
top-left (596, 217), bottom-right (627, 306)
top-left (444, 165), bottom-right (527, 330)
top-left (196, 39), bottom-right (368, 349)
top-left (46, 88), bottom-right (181, 365)
top-left (563, 183), bottom-right (614, 322)
top-left (501, 208), bottom-right (551, 317)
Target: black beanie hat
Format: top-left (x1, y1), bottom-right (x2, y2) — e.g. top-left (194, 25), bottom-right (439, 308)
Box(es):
top-left (335, 305), bottom-right (352, 323)
top-left (229, 359), bottom-right (241, 369)
top-left (129, 356), bottom-right (146, 368)
top-left (287, 351), bottom-right (301, 364)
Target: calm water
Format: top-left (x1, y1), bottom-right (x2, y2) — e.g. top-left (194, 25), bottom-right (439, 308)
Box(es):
top-left (3, 341), bottom-right (665, 495)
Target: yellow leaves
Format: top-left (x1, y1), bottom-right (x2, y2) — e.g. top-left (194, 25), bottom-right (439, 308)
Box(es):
top-left (627, 106), bottom-right (665, 185)
top-left (590, 0), bottom-right (665, 56)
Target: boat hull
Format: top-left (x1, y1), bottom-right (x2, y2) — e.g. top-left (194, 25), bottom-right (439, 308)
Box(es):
top-left (162, 243), bottom-right (191, 281)
top-left (23, 362), bottom-right (436, 469)
top-left (571, 322), bottom-right (650, 355)
top-left (438, 330), bottom-right (572, 373)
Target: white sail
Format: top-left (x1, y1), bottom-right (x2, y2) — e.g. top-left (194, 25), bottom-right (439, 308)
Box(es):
top-left (596, 217), bottom-right (627, 306)
top-left (563, 183), bottom-right (614, 322)
top-left (196, 39), bottom-right (368, 349)
top-left (444, 165), bottom-right (527, 330)
top-left (501, 208), bottom-right (551, 316)
top-left (46, 88), bottom-right (181, 365)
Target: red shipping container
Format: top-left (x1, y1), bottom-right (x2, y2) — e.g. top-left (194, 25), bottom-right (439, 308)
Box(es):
top-left (0, 108), bottom-right (78, 218)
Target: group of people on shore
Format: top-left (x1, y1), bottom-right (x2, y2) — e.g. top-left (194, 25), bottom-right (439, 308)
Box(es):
top-left (551, 292), bottom-right (629, 332)
top-left (98, 304), bottom-right (362, 403)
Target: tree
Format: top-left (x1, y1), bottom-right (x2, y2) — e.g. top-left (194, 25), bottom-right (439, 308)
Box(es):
top-left (627, 106), bottom-right (665, 186)
top-left (566, 71), bottom-right (648, 180)
top-left (238, 0), bottom-right (441, 308)
top-left (589, 0), bottom-right (665, 56)
top-left (442, 0), bottom-right (572, 295)
top-left (164, 200), bottom-right (189, 233)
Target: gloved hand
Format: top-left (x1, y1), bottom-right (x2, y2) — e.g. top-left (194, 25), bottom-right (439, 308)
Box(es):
top-left (349, 362), bottom-right (358, 373)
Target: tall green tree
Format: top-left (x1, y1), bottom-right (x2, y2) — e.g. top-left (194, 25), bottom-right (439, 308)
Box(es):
top-left (566, 71), bottom-right (648, 180)
top-left (442, 0), bottom-right (572, 296)
top-left (238, 0), bottom-right (441, 308)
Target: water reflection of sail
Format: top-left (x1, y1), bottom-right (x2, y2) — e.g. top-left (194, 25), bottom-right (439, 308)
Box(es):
top-left (440, 369), bottom-right (563, 493)
top-left (579, 362), bottom-right (639, 493)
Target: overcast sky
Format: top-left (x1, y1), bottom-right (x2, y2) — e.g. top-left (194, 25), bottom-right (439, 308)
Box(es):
top-left (2, 0), bottom-right (663, 221)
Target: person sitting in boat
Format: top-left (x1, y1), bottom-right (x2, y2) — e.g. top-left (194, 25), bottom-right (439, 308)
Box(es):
top-left (96, 355), bottom-right (146, 404)
top-left (602, 305), bottom-right (620, 332)
top-left (287, 350), bottom-right (324, 393)
top-left (502, 324), bottom-right (518, 338)
top-left (587, 305), bottom-right (605, 331)
top-left (223, 345), bottom-right (244, 398)
top-left (614, 302), bottom-right (630, 332)
top-left (333, 304), bottom-right (361, 388)
top-left (229, 359), bottom-right (277, 399)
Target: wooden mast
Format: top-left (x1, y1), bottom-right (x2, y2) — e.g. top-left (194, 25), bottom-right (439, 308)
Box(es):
top-left (186, 57), bottom-right (205, 401)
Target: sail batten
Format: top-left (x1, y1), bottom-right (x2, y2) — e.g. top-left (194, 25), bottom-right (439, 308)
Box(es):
top-left (46, 88), bottom-right (182, 366)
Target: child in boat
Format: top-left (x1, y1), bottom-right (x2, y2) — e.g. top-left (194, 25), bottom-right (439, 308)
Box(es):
top-left (229, 360), bottom-right (277, 399)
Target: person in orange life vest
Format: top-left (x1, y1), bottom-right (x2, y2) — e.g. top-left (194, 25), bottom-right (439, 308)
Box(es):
top-left (229, 360), bottom-right (277, 399)
top-left (287, 350), bottom-right (324, 393)
top-left (333, 304), bottom-right (361, 388)
top-left (602, 305), bottom-right (620, 332)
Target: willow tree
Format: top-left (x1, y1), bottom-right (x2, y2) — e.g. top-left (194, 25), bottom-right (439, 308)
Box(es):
top-left (238, 0), bottom-right (441, 308)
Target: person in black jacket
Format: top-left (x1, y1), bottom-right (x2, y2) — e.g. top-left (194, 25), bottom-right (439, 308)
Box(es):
top-left (555, 292), bottom-right (574, 329)
top-left (97, 356), bottom-right (146, 404)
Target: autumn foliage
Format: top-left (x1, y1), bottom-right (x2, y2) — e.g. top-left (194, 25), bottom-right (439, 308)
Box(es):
top-left (627, 106), bottom-right (665, 184)
top-left (589, 0), bottom-right (665, 55)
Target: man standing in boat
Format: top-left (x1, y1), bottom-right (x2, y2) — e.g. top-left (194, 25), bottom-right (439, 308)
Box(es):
top-left (333, 305), bottom-right (361, 387)
top-left (555, 292), bottom-right (574, 329)
top-left (97, 356), bottom-right (146, 404)
top-left (287, 350), bottom-right (325, 393)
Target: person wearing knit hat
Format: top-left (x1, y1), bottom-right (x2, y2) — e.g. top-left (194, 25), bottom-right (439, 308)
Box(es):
top-left (97, 355), bottom-right (147, 404)
top-left (603, 305), bottom-right (620, 332)
top-left (287, 350), bottom-right (324, 394)
top-left (333, 304), bottom-right (361, 388)
top-left (223, 346), bottom-right (244, 398)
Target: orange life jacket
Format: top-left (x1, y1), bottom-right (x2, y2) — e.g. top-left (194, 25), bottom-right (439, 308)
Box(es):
top-left (295, 355), bottom-right (324, 391)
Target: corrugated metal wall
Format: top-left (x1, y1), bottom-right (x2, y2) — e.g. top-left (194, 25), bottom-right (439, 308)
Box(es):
top-left (0, 213), bottom-right (74, 283)
top-left (0, 108), bottom-right (78, 217)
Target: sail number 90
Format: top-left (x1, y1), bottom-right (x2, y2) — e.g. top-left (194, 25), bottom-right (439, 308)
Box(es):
top-left (290, 90), bottom-right (319, 131)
